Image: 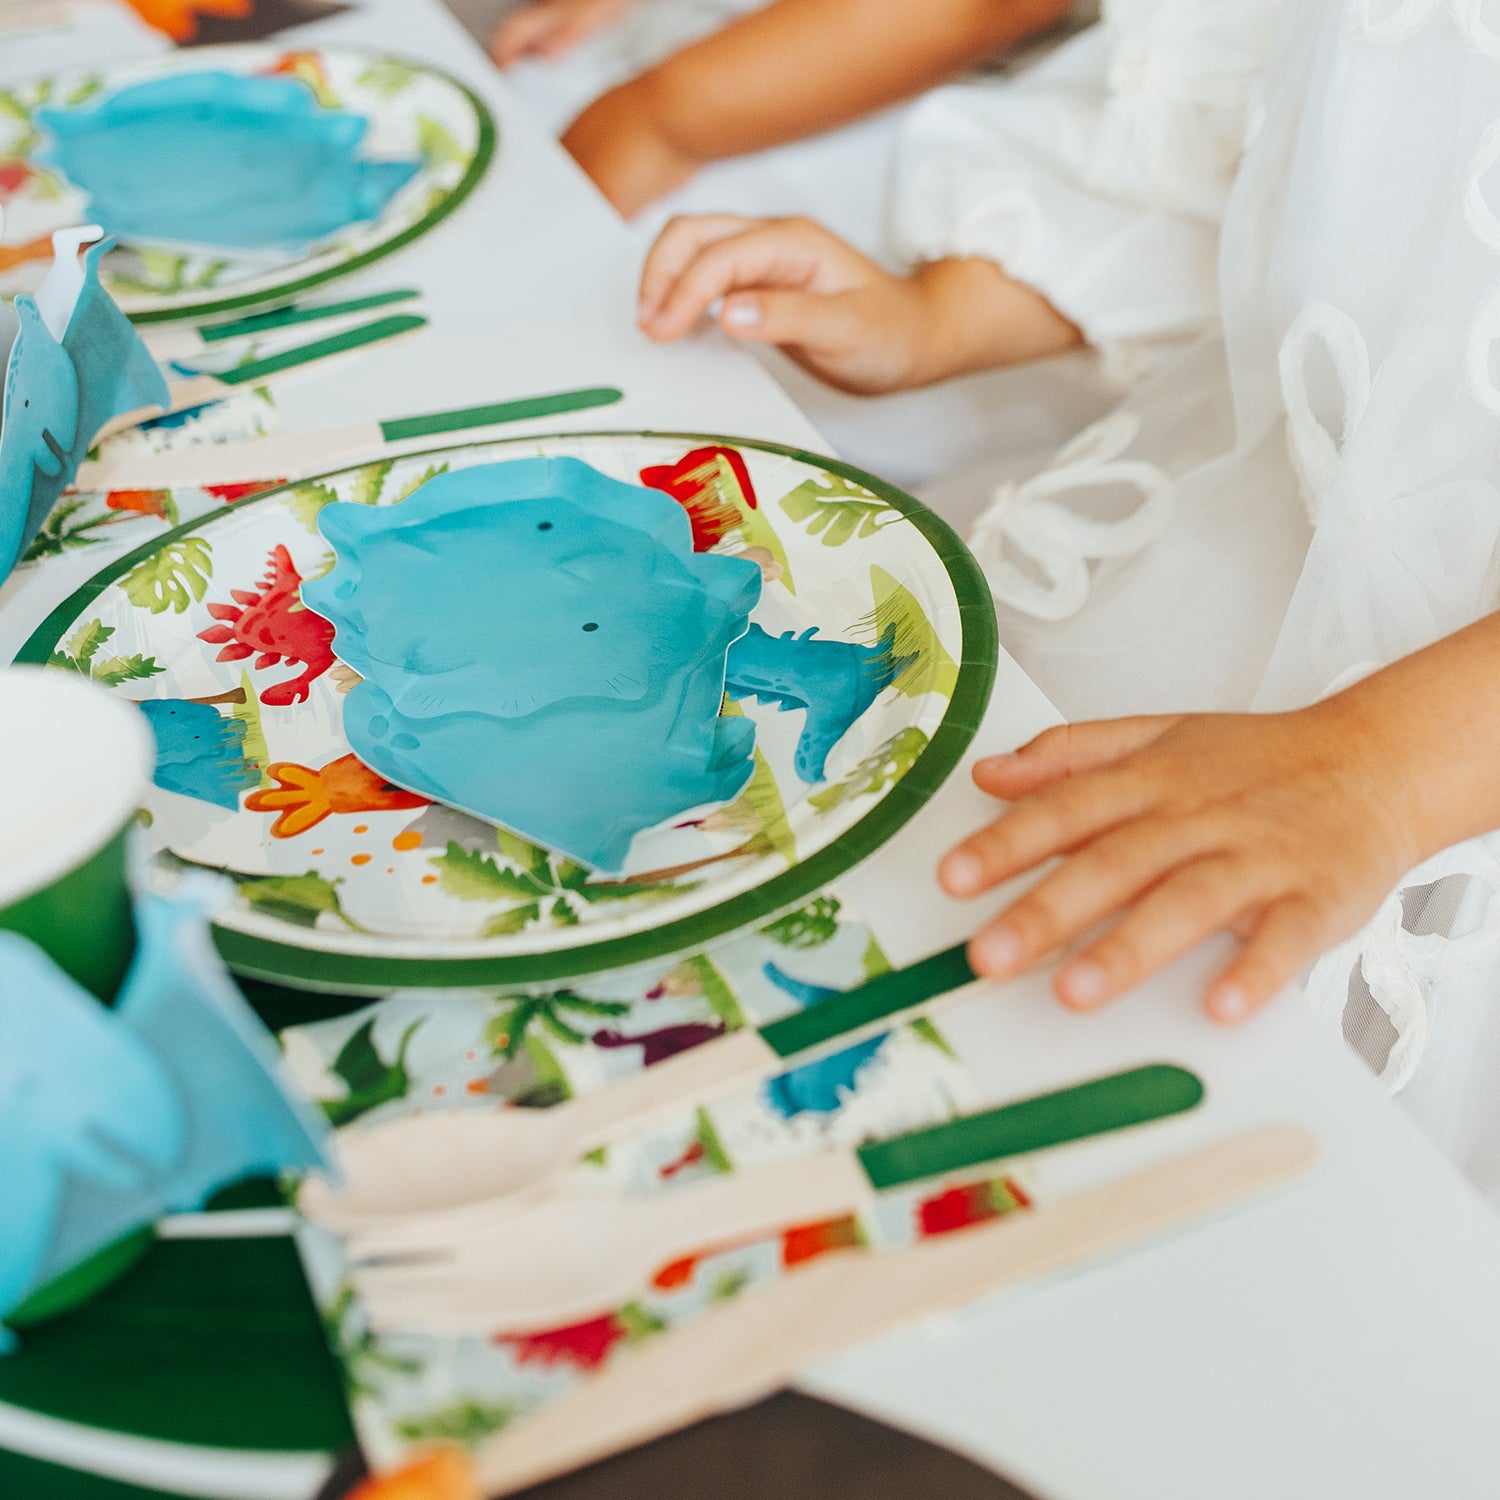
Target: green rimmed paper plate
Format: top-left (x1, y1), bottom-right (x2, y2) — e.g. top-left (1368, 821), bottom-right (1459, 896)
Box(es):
top-left (18, 433), bottom-right (996, 993)
top-left (0, 46), bottom-right (494, 322)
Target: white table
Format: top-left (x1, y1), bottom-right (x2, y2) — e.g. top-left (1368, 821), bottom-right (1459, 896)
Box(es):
top-left (4, 4), bottom-right (1500, 1497)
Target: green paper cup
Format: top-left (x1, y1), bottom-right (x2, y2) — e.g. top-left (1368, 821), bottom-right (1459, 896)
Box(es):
top-left (0, 667), bottom-right (157, 1325)
top-left (0, 666), bottom-right (153, 1003)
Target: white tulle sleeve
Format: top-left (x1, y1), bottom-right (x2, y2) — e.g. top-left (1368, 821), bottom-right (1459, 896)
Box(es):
top-left (888, 0), bottom-right (1284, 365)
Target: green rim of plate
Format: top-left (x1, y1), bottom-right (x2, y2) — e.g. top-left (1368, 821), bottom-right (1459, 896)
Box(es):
top-left (17, 432), bottom-right (998, 992)
top-left (95, 51), bottom-right (498, 325)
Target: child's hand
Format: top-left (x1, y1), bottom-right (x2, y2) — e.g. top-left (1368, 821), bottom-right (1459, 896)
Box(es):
top-left (639, 216), bottom-right (1082, 393)
top-left (638, 215), bottom-right (943, 393)
top-left (490, 0), bottom-right (634, 66)
top-left (561, 80), bottom-right (703, 218)
top-left (939, 707), bottom-right (1424, 1023)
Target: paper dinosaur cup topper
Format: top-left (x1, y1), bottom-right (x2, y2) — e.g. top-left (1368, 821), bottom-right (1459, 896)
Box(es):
top-left (0, 666), bottom-right (154, 1001)
top-left (0, 217), bottom-right (170, 583)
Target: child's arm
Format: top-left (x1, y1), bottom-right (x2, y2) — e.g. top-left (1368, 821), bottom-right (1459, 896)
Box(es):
top-left (638, 214), bottom-right (1082, 393)
top-left (564, 0), bottom-right (1074, 215)
top-left (939, 614), bottom-right (1500, 1022)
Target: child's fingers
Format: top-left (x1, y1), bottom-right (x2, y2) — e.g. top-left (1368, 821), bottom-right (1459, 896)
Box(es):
top-left (718, 288), bottom-right (862, 352)
top-left (1052, 853), bottom-right (1269, 1010)
top-left (491, 5), bottom-right (563, 64)
top-left (973, 717), bottom-right (1180, 799)
top-left (967, 815), bottom-right (1220, 979)
top-left (640, 223), bottom-right (831, 341)
top-left (939, 763), bottom-right (1157, 898)
top-left (638, 214), bottom-right (758, 325)
top-left (1204, 896), bottom-right (1328, 1024)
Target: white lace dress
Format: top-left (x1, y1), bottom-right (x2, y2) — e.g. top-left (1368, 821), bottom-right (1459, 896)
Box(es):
top-left (889, 0), bottom-right (1500, 1202)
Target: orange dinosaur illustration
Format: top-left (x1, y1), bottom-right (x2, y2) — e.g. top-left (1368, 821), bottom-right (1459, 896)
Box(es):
top-left (246, 753), bottom-right (428, 838)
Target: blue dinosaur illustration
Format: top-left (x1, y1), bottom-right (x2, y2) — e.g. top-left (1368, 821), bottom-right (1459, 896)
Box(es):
top-left (138, 698), bottom-right (259, 811)
top-left (305, 457), bottom-right (764, 873)
top-left (37, 72), bottom-right (420, 249)
top-left (724, 622), bottom-right (908, 783)
top-left (1, 231), bottom-right (168, 580)
top-left (759, 961), bottom-right (889, 1120)
top-left (0, 896), bottom-right (327, 1345)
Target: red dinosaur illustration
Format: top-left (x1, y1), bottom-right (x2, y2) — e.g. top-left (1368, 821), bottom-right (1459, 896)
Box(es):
top-left (639, 445), bottom-right (758, 551)
top-left (198, 544), bottom-right (336, 707)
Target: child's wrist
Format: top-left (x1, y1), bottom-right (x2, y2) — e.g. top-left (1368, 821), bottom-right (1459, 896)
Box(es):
top-left (1308, 643), bottom-right (1500, 871)
top-left (905, 260), bottom-right (993, 385)
top-left (909, 258), bottom-right (1083, 384)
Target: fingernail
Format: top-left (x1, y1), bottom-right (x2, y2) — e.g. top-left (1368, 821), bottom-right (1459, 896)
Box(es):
top-left (1210, 984), bottom-right (1250, 1023)
top-left (722, 299), bottom-right (760, 329)
top-left (974, 925), bottom-right (1021, 976)
top-left (1059, 959), bottom-right (1108, 1009)
top-left (940, 850), bottom-right (984, 895)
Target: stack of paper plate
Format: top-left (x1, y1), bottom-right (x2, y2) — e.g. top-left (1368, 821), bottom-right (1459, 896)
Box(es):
top-left (19, 431), bottom-right (996, 996)
top-left (0, 44), bottom-right (494, 321)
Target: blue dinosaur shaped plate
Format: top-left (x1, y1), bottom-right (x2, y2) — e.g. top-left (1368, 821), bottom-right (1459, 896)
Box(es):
top-left (303, 458), bottom-right (766, 874)
top-left (0, 46), bottom-right (493, 321)
top-left (18, 432), bottom-right (997, 993)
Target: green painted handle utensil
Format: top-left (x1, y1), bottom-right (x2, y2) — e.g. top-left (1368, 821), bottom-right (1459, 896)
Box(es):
top-left (347, 1064), bottom-right (1206, 1335)
top-left (142, 288), bottom-right (423, 361)
top-left (301, 942), bottom-right (983, 1232)
top-left (75, 385), bottom-right (627, 493)
top-left (95, 313), bottom-right (431, 441)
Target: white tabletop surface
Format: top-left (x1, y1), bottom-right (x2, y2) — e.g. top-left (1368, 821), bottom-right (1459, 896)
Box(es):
top-left (4, 4), bottom-right (1500, 1498)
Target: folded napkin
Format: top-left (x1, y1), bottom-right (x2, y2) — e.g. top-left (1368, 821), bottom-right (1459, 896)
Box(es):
top-left (0, 886), bottom-right (328, 1347)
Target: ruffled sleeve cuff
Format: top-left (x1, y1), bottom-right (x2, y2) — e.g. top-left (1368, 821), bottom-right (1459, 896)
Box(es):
top-left (889, 83), bottom-right (1222, 364)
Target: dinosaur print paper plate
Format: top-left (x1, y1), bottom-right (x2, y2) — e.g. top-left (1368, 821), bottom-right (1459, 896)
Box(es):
top-left (20, 433), bottom-right (996, 992)
top-left (0, 46), bottom-right (493, 321)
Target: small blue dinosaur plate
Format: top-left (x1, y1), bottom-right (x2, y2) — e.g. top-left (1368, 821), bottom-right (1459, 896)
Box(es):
top-left (36, 71), bottom-right (420, 251)
top-left (0, 46), bottom-right (493, 320)
top-left (17, 432), bottom-right (997, 991)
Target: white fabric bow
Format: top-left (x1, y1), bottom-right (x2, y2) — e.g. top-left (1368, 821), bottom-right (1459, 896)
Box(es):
top-left (968, 412), bottom-right (1178, 621)
top-left (1304, 845), bottom-right (1500, 1091)
top-left (1279, 302), bottom-right (1500, 670)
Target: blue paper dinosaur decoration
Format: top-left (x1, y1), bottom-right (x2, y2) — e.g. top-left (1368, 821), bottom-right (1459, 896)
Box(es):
top-left (36, 71), bottom-right (420, 250)
top-left (305, 457), bottom-right (765, 873)
top-left (0, 227), bottom-right (170, 581)
top-left (0, 892), bottom-right (329, 1348)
